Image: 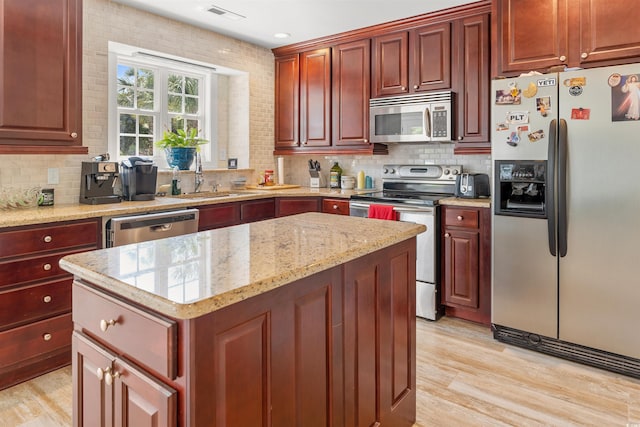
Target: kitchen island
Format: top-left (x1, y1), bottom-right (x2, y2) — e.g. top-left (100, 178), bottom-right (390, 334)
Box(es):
top-left (60, 212), bottom-right (424, 426)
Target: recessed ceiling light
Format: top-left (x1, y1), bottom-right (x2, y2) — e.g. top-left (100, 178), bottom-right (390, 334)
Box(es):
top-left (273, 32), bottom-right (291, 39)
top-left (207, 5), bottom-right (245, 21)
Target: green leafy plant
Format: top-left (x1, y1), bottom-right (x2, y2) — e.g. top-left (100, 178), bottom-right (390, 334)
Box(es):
top-left (155, 128), bottom-right (208, 149)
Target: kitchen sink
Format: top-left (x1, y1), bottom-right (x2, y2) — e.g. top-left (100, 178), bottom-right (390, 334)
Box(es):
top-left (167, 191), bottom-right (237, 199)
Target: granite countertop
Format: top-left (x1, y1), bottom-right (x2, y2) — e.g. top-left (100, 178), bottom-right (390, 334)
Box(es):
top-left (439, 196), bottom-right (491, 209)
top-left (60, 212), bottom-right (425, 319)
top-left (0, 187), bottom-right (364, 229)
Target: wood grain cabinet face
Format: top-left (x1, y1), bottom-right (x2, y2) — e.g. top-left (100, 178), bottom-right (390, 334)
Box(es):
top-left (276, 197), bottom-right (320, 217)
top-left (322, 198), bottom-right (350, 215)
top-left (0, 0), bottom-right (84, 153)
top-left (410, 23), bottom-right (452, 92)
top-left (441, 206), bottom-right (491, 325)
top-left (494, 0), bottom-right (640, 76)
top-left (372, 32), bottom-right (410, 97)
top-left (196, 202), bottom-right (240, 231)
top-left (274, 54), bottom-right (300, 149)
top-left (0, 219), bottom-right (99, 390)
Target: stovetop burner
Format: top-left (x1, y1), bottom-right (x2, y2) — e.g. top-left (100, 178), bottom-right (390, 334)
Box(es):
top-left (350, 163), bottom-right (462, 206)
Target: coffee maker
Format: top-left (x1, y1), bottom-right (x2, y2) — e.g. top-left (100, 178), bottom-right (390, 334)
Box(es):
top-left (79, 161), bottom-right (121, 205)
top-left (120, 157), bottom-right (158, 201)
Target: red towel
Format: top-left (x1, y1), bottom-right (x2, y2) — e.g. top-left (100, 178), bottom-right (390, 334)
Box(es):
top-left (368, 204), bottom-right (397, 220)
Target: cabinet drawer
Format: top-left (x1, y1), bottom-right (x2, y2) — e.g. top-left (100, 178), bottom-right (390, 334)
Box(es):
top-left (0, 313), bottom-right (72, 368)
top-left (322, 198), bottom-right (350, 215)
top-left (0, 249), bottom-right (87, 288)
top-left (444, 208), bottom-right (479, 229)
top-left (0, 278), bottom-right (71, 330)
top-left (73, 282), bottom-right (178, 379)
top-left (0, 220), bottom-right (99, 259)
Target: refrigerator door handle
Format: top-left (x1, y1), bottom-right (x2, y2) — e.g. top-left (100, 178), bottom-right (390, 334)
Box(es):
top-left (547, 119), bottom-right (557, 256)
top-left (558, 118), bottom-right (568, 257)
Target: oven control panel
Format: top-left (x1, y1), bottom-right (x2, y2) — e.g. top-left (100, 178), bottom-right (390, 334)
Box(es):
top-left (382, 164), bottom-right (462, 181)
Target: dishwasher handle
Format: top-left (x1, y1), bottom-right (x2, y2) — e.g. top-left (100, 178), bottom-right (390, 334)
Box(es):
top-left (151, 223), bottom-right (173, 232)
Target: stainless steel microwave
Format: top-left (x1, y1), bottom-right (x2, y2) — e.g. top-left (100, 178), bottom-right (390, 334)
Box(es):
top-left (369, 91), bottom-right (453, 143)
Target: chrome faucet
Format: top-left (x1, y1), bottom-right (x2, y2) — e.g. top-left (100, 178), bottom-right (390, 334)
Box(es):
top-left (194, 152), bottom-right (204, 193)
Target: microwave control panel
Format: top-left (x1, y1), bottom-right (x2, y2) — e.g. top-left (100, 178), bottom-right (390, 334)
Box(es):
top-left (432, 108), bottom-right (448, 138)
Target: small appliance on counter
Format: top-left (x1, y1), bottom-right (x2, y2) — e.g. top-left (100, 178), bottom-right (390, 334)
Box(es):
top-left (79, 161), bottom-right (121, 205)
top-left (455, 173), bottom-right (490, 198)
top-left (120, 157), bottom-right (158, 201)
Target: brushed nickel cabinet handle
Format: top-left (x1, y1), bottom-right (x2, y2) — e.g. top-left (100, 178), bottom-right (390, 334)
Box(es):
top-left (413, 85), bottom-right (419, 89)
top-left (71, 132), bottom-right (78, 138)
top-left (43, 263), bottom-right (52, 271)
top-left (559, 55), bottom-right (567, 62)
top-left (457, 215), bottom-right (463, 221)
top-left (43, 235), bottom-right (52, 243)
top-left (105, 369), bottom-right (121, 386)
top-left (444, 233), bottom-right (450, 238)
top-left (581, 52), bottom-right (588, 59)
top-left (43, 295), bottom-right (52, 303)
top-left (43, 333), bottom-right (52, 341)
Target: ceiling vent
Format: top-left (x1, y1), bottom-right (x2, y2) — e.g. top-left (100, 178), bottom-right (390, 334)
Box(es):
top-left (207, 5), bottom-right (245, 21)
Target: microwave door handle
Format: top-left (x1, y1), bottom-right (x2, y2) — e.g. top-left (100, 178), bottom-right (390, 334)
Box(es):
top-left (424, 107), bottom-right (431, 139)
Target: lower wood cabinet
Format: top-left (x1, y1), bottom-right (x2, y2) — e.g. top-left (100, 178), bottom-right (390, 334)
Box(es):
top-left (276, 196), bottom-right (321, 217)
top-left (240, 198), bottom-right (276, 223)
top-left (0, 218), bottom-right (100, 390)
top-left (71, 239), bottom-right (417, 426)
top-left (322, 198), bottom-right (350, 215)
top-left (441, 205), bottom-right (491, 325)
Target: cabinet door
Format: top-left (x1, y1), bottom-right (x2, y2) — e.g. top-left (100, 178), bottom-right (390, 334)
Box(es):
top-left (73, 332), bottom-right (113, 427)
top-left (578, 0), bottom-right (640, 65)
top-left (274, 54), bottom-right (300, 148)
top-left (495, 0), bottom-right (570, 74)
top-left (372, 32), bottom-right (409, 97)
top-left (0, 0), bottom-right (83, 151)
top-left (300, 48), bottom-right (331, 147)
top-left (240, 199), bottom-right (276, 223)
top-left (452, 13), bottom-right (490, 152)
top-left (197, 202), bottom-right (240, 231)
top-left (443, 228), bottom-right (480, 309)
top-left (112, 357), bottom-right (177, 427)
top-left (410, 23), bottom-right (451, 92)
top-left (276, 197), bottom-right (320, 217)
top-left (332, 39), bottom-right (371, 147)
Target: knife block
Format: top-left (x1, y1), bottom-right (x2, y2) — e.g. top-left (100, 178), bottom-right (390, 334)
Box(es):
top-left (310, 176), bottom-right (324, 188)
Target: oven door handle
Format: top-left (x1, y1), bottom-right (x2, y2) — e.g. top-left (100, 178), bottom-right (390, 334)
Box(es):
top-left (392, 206), bottom-right (434, 214)
top-left (349, 202), bottom-right (371, 209)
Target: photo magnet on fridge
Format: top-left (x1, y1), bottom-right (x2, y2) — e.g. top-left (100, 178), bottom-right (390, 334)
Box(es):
top-left (611, 73), bottom-right (640, 121)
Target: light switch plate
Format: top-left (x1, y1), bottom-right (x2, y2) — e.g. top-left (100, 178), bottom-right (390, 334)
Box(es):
top-left (48, 168), bottom-right (59, 184)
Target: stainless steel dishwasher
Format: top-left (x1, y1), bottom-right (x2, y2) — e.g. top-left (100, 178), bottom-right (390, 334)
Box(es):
top-left (105, 209), bottom-right (199, 247)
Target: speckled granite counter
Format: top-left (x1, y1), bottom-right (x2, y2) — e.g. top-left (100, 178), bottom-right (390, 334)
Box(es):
top-left (60, 212), bottom-right (425, 319)
top-left (0, 187), bottom-right (364, 229)
top-left (439, 196), bottom-right (491, 209)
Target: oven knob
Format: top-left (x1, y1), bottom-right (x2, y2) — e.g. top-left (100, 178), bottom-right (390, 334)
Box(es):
top-left (443, 169), bottom-right (450, 175)
top-left (383, 168), bottom-right (389, 174)
top-left (451, 169), bottom-right (460, 175)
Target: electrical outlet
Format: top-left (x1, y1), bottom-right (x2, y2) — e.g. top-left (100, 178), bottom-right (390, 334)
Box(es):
top-left (47, 168), bottom-right (59, 185)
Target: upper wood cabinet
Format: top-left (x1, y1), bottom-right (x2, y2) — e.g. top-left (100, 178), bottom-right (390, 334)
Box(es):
top-left (452, 12), bottom-right (490, 153)
top-left (371, 23), bottom-right (451, 98)
top-left (493, 0), bottom-right (640, 76)
top-left (274, 48), bottom-right (331, 151)
top-left (0, 0), bottom-right (85, 154)
top-left (332, 39), bottom-right (371, 148)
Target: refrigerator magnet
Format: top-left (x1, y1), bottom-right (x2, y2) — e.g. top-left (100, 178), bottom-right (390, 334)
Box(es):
top-left (608, 73), bottom-right (621, 87)
top-left (536, 96), bottom-right (551, 117)
top-left (522, 82), bottom-right (537, 98)
top-left (568, 86), bottom-right (583, 96)
top-left (563, 77), bottom-right (586, 87)
top-left (612, 74), bottom-right (640, 121)
top-left (505, 111), bottom-right (529, 124)
top-left (571, 108), bottom-right (590, 120)
top-left (495, 88), bottom-right (521, 105)
top-left (528, 130), bottom-right (545, 142)
top-left (506, 131), bottom-right (520, 146)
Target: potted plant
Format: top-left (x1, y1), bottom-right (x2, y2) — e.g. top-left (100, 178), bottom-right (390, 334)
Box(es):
top-left (155, 128), bottom-right (209, 170)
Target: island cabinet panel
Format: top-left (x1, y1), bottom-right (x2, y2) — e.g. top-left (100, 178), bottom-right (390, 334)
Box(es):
top-left (0, 218), bottom-right (99, 390)
top-left (343, 239), bottom-right (416, 427)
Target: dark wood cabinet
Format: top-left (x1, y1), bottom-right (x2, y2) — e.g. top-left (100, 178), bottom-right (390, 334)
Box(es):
top-left (274, 48), bottom-right (332, 151)
top-left (0, 0), bottom-right (84, 154)
top-left (372, 32), bottom-right (410, 97)
top-left (240, 198), bottom-right (276, 223)
top-left (332, 39), bottom-right (372, 148)
top-left (493, 0), bottom-right (640, 76)
top-left (441, 206), bottom-right (491, 325)
top-left (0, 218), bottom-right (100, 390)
top-left (196, 202), bottom-right (240, 231)
top-left (71, 237), bottom-right (416, 426)
top-left (276, 197), bottom-right (320, 217)
top-left (452, 12), bottom-right (490, 154)
top-left (322, 198), bottom-right (350, 215)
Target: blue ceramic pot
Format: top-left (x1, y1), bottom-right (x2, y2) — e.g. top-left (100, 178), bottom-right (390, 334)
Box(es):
top-left (165, 147), bottom-right (196, 170)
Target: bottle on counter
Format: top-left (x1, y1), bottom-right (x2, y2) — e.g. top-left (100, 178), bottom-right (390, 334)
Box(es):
top-left (357, 170), bottom-right (366, 189)
top-left (171, 166), bottom-right (181, 195)
top-left (264, 169), bottom-right (275, 186)
top-left (330, 162), bottom-right (342, 188)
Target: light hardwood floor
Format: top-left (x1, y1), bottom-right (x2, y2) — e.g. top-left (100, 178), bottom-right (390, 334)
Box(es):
top-left (2, 316), bottom-right (640, 426)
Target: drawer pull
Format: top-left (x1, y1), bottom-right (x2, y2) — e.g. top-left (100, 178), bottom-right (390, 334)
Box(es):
top-left (333, 204), bottom-right (338, 210)
top-left (43, 333), bottom-right (52, 341)
top-left (105, 369), bottom-right (121, 386)
top-left (444, 233), bottom-right (450, 238)
top-left (43, 263), bottom-right (52, 271)
top-left (43, 235), bottom-right (53, 243)
top-left (457, 215), bottom-right (463, 221)
top-left (43, 295), bottom-right (52, 303)
top-left (96, 367), bottom-right (107, 381)
top-left (100, 318), bottom-right (117, 332)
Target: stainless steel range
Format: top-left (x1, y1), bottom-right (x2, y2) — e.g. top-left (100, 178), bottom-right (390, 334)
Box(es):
top-left (349, 164), bottom-right (462, 320)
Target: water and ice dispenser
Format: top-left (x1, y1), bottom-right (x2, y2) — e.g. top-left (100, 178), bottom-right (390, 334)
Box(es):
top-left (494, 160), bottom-right (547, 218)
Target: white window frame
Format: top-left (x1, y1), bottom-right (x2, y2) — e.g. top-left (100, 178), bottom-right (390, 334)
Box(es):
top-left (108, 43), bottom-right (218, 168)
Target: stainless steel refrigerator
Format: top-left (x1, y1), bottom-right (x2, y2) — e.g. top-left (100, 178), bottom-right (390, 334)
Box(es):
top-left (491, 62), bottom-right (640, 377)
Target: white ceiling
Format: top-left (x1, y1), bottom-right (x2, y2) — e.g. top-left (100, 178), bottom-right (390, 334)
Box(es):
top-left (112, 0), bottom-right (479, 49)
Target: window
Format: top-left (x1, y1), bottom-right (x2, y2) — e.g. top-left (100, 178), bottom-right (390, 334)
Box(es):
top-left (109, 44), bottom-right (216, 166)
